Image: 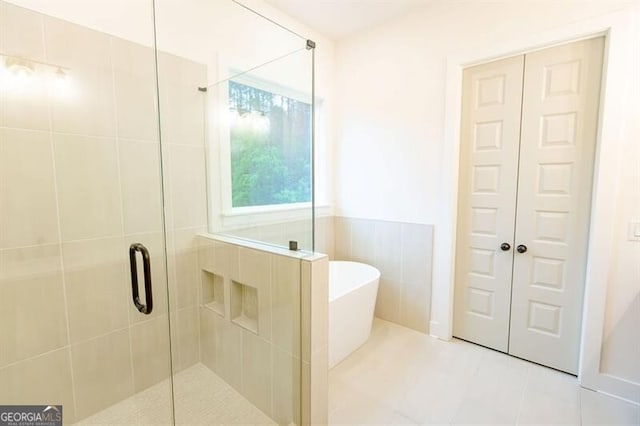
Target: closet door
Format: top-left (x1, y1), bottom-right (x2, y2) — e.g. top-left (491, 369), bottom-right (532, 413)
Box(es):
top-left (508, 37), bottom-right (604, 374)
top-left (453, 56), bottom-right (525, 351)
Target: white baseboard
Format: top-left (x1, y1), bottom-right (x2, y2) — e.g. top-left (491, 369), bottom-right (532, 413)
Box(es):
top-left (429, 320), bottom-right (451, 341)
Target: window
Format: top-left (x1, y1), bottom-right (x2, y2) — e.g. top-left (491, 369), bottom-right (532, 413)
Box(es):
top-left (228, 79), bottom-right (312, 209)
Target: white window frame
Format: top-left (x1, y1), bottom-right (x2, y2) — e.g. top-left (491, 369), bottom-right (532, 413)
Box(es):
top-left (218, 70), bottom-right (318, 229)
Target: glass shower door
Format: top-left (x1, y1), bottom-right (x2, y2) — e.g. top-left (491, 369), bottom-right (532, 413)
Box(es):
top-left (153, 0), bottom-right (314, 423)
top-left (0, 1), bottom-right (174, 424)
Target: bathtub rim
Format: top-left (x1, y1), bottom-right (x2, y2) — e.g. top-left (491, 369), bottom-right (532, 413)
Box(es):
top-left (329, 260), bottom-right (380, 302)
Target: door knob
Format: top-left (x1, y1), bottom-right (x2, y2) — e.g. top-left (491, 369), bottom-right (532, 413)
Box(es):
top-left (500, 243), bottom-right (511, 251)
top-left (516, 244), bottom-right (528, 254)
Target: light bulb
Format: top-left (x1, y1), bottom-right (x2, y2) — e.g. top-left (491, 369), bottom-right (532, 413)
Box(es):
top-left (0, 57), bottom-right (36, 94)
top-left (49, 67), bottom-right (75, 100)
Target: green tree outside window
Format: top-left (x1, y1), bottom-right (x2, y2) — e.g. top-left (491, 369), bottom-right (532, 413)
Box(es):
top-left (229, 81), bottom-right (312, 208)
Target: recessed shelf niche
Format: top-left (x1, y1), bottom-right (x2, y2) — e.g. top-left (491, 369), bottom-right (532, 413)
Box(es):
top-left (202, 270), bottom-right (225, 317)
top-left (231, 280), bottom-right (258, 334)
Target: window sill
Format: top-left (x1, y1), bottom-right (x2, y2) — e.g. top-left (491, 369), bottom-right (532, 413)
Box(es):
top-left (218, 204), bottom-right (331, 230)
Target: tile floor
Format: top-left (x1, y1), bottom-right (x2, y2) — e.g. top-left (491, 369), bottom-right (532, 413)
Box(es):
top-left (77, 363), bottom-right (275, 425)
top-left (329, 319), bottom-right (640, 425)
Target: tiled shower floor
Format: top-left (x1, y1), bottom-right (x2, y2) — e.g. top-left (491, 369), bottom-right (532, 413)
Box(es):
top-left (76, 363), bottom-right (275, 425)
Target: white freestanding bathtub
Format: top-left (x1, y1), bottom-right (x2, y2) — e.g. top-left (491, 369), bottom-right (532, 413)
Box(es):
top-left (329, 261), bottom-right (380, 368)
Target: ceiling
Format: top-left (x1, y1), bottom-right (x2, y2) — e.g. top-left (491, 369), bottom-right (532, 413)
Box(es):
top-left (263, 0), bottom-right (432, 40)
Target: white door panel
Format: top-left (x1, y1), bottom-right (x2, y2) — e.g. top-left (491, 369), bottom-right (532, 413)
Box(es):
top-left (453, 55), bottom-right (524, 351)
top-left (509, 37), bottom-right (604, 374)
top-left (455, 38), bottom-right (604, 373)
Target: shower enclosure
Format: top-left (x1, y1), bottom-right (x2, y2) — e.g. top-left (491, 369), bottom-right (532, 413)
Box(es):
top-left (0, 0), bottom-right (316, 424)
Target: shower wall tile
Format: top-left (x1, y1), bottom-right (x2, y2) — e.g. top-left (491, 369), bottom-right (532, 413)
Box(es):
top-left (53, 134), bottom-right (122, 241)
top-left (199, 306), bottom-right (217, 371)
top-left (238, 247), bottom-right (271, 288)
top-left (149, 86), bottom-right (204, 377)
top-left (400, 223), bottom-right (434, 334)
top-left (351, 218), bottom-right (376, 264)
top-left (48, 63), bottom-right (117, 137)
top-left (238, 247), bottom-right (272, 340)
top-left (2, 8), bottom-right (209, 422)
top-left (158, 82), bottom-right (206, 146)
top-left (333, 217), bottom-right (434, 334)
top-left (110, 35), bottom-right (157, 81)
top-left (310, 346), bottom-right (329, 425)
top-left (71, 328), bottom-right (134, 420)
top-left (44, 16), bottom-right (117, 138)
top-left (375, 278), bottom-right (402, 323)
top-left (174, 306), bottom-right (200, 372)
top-left (112, 38), bottom-right (160, 142)
top-left (401, 223), bottom-right (434, 287)
top-left (199, 237), bottom-right (239, 280)
top-left (334, 216), bottom-right (352, 260)
top-left (288, 219), bottom-right (313, 250)
top-left (258, 222), bottom-right (286, 247)
top-left (213, 312), bottom-right (242, 391)
top-left (0, 81), bottom-right (51, 132)
top-left (315, 215), bottom-right (335, 259)
top-left (301, 255), bottom-right (329, 426)
top-left (157, 52), bottom-right (206, 146)
top-left (158, 52), bottom-right (207, 89)
top-left (301, 360), bottom-right (311, 425)
top-left (43, 15), bottom-right (111, 69)
top-left (0, 244), bottom-right (67, 367)
top-left (130, 315), bottom-right (171, 392)
top-left (0, 348), bottom-right (76, 423)
top-left (197, 237), bottom-right (327, 424)
top-left (62, 237), bottom-right (128, 344)
top-left (153, 51), bottom-right (206, 409)
top-left (228, 217), bottom-right (315, 252)
top-left (165, 144), bottom-right (207, 229)
top-left (272, 345), bottom-right (301, 425)
top-left (0, 129), bottom-right (59, 249)
top-left (172, 229), bottom-right (200, 310)
top-left (309, 257), bottom-right (329, 355)
top-left (272, 255), bottom-right (300, 356)
top-left (241, 329), bottom-right (273, 415)
top-left (401, 282), bottom-right (431, 334)
top-left (118, 140), bottom-right (164, 235)
top-left (375, 221), bottom-right (402, 282)
top-left (0, 2), bottom-right (45, 62)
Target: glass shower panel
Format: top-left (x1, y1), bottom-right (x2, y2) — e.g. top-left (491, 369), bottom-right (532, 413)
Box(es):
top-left (153, 0), bottom-right (312, 424)
top-left (153, 0), bottom-right (315, 253)
top-left (0, 1), bottom-right (174, 424)
top-left (156, 48), bottom-right (311, 425)
top-left (207, 47), bottom-right (315, 252)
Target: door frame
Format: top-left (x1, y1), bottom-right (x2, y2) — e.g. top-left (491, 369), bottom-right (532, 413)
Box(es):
top-left (433, 8), bottom-right (639, 403)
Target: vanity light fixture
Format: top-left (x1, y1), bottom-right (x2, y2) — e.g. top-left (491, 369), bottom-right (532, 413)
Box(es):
top-left (0, 53), bottom-right (72, 96)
